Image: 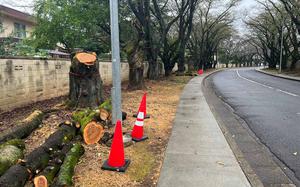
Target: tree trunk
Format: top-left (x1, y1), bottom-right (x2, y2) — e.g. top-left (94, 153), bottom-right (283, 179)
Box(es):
top-left (177, 48), bottom-right (186, 74)
top-left (147, 61), bottom-right (160, 79)
top-left (0, 110), bottom-right (44, 144)
top-left (69, 52), bottom-right (104, 108)
top-left (126, 40), bottom-right (146, 90)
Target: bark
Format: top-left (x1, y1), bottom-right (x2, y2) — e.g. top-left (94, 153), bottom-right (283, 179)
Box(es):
top-left (69, 52), bottom-right (104, 108)
top-left (0, 110), bottom-right (44, 143)
top-left (54, 143), bottom-right (84, 187)
top-left (0, 145), bottom-right (24, 176)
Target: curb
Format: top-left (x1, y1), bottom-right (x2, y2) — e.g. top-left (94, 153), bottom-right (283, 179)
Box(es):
top-left (255, 69), bottom-right (300, 82)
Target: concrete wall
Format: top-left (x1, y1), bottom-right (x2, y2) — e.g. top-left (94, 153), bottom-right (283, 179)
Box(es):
top-left (0, 58), bottom-right (147, 111)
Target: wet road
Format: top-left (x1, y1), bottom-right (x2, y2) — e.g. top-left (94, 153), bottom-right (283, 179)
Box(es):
top-left (211, 69), bottom-right (300, 180)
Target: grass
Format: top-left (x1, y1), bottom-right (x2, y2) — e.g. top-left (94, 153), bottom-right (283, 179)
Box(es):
top-left (127, 142), bottom-right (155, 182)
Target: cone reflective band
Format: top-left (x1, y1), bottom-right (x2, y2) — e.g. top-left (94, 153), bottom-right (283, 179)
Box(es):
top-left (131, 109), bottom-right (148, 142)
top-left (101, 120), bottom-right (130, 172)
top-left (135, 112), bottom-right (144, 126)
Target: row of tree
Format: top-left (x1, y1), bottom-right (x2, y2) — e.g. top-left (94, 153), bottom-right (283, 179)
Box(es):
top-left (29, 0), bottom-right (238, 89)
top-left (226, 0), bottom-right (300, 70)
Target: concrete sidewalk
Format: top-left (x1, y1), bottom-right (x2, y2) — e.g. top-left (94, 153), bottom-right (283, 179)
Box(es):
top-left (157, 74), bottom-right (251, 187)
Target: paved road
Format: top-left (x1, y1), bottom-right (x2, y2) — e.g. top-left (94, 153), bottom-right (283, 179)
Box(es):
top-left (211, 68), bottom-right (300, 181)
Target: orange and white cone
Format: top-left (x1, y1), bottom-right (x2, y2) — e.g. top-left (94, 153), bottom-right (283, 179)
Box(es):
top-left (101, 120), bottom-right (130, 172)
top-left (131, 98), bottom-right (148, 142)
top-left (133, 93), bottom-right (150, 119)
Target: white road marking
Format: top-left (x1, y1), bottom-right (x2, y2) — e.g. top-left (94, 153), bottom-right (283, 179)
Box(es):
top-left (236, 70), bottom-right (299, 97)
top-left (276, 89), bottom-right (299, 97)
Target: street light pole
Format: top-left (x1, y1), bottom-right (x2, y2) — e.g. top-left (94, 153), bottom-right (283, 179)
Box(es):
top-left (279, 19), bottom-right (284, 74)
top-left (109, 0), bottom-right (122, 124)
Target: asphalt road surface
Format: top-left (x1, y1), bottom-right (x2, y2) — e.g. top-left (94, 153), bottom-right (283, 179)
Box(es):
top-left (211, 68), bottom-right (300, 181)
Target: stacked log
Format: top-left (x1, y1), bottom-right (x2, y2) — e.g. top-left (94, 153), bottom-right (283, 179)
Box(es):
top-left (33, 137), bottom-right (82, 187)
top-left (0, 123), bottom-right (77, 187)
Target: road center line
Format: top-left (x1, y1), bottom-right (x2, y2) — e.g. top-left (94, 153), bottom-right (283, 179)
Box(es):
top-left (236, 70), bottom-right (299, 97)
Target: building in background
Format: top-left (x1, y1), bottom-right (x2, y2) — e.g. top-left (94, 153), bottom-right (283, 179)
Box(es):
top-left (0, 5), bottom-right (36, 41)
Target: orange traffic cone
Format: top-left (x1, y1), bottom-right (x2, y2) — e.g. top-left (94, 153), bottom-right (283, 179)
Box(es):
top-left (133, 93), bottom-right (150, 119)
top-left (131, 96), bottom-right (148, 142)
top-left (101, 120), bottom-right (130, 172)
top-left (198, 69), bottom-right (204, 75)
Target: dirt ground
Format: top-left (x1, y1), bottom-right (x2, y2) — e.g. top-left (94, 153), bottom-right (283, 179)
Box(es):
top-left (264, 68), bottom-right (300, 77)
top-left (0, 75), bottom-right (192, 187)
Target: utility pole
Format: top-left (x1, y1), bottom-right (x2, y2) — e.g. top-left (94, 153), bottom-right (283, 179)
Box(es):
top-left (109, 0), bottom-right (122, 124)
top-left (279, 19), bottom-right (284, 74)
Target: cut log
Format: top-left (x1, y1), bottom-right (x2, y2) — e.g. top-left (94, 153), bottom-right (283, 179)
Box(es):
top-left (54, 143), bottom-right (84, 187)
top-left (0, 139), bottom-right (25, 150)
top-left (0, 164), bottom-right (30, 187)
top-left (0, 110), bottom-right (44, 143)
top-left (0, 124), bottom-right (76, 187)
top-left (82, 121), bottom-right (104, 145)
top-left (33, 139), bottom-right (78, 187)
top-left (0, 145), bottom-right (24, 176)
top-left (42, 124), bottom-right (76, 151)
top-left (34, 175), bottom-right (48, 187)
top-left (99, 108), bottom-right (110, 121)
top-left (73, 110), bottom-right (105, 144)
top-left (24, 124), bottom-right (76, 173)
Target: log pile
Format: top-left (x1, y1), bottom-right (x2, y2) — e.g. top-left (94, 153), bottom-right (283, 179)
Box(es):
top-left (0, 99), bottom-right (129, 187)
top-left (33, 139), bottom-right (83, 187)
top-left (0, 123), bottom-right (77, 187)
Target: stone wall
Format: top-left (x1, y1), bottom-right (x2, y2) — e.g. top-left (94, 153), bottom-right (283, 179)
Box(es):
top-left (0, 58), bottom-right (150, 111)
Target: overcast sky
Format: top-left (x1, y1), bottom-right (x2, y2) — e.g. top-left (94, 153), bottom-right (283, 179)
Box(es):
top-left (0, 0), bottom-right (260, 34)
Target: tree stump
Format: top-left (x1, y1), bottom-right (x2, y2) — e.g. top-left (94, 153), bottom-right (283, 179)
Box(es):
top-left (69, 52), bottom-right (104, 108)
